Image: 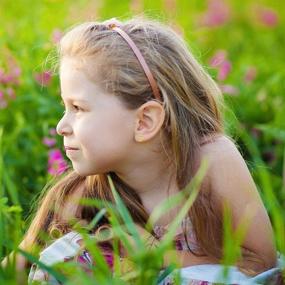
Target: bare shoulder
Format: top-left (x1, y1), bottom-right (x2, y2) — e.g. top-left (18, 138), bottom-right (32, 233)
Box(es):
top-left (199, 134), bottom-right (245, 183)
top-left (199, 134), bottom-right (277, 269)
top-left (199, 133), bottom-right (256, 200)
top-left (200, 134), bottom-right (239, 158)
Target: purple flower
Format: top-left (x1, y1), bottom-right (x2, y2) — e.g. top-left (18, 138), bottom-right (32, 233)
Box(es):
top-left (43, 137), bottom-right (56, 147)
top-left (48, 149), bottom-right (68, 175)
top-left (48, 149), bottom-right (63, 161)
top-left (34, 70), bottom-right (52, 87)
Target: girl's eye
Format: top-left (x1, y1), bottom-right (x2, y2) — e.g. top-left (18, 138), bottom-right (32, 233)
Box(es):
top-left (73, 104), bottom-right (82, 112)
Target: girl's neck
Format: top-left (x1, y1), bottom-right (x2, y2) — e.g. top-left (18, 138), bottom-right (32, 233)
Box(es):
top-left (139, 177), bottom-right (183, 227)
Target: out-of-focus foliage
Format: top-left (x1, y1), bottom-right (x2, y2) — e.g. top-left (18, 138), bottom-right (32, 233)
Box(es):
top-left (0, 0), bottom-right (284, 283)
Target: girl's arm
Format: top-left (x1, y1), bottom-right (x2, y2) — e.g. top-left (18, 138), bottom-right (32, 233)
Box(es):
top-left (1, 238), bottom-right (30, 270)
top-left (200, 135), bottom-right (277, 272)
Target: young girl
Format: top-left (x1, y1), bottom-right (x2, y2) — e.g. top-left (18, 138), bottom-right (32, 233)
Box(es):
top-left (9, 16), bottom-right (282, 284)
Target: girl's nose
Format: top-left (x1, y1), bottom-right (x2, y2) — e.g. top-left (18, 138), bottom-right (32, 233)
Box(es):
top-left (56, 116), bottom-right (73, 136)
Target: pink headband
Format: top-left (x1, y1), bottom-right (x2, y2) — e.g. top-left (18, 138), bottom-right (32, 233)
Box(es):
top-left (103, 19), bottom-right (162, 103)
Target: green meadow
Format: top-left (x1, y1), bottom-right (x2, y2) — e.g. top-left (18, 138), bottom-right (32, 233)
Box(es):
top-left (0, 0), bottom-right (284, 284)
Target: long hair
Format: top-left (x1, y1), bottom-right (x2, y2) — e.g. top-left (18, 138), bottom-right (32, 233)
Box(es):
top-left (22, 16), bottom-right (236, 269)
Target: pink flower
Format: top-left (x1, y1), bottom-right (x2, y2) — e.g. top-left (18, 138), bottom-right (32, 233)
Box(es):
top-left (48, 161), bottom-right (68, 176)
top-left (217, 60), bottom-right (231, 81)
top-left (49, 128), bottom-right (57, 136)
top-left (34, 70), bottom-right (52, 87)
top-left (0, 68), bottom-right (5, 83)
top-left (244, 66), bottom-right (257, 83)
top-left (48, 149), bottom-right (63, 161)
top-left (5, 87), bottom-right (16, 100)
top-left (199, 0), bottom-right (231, 27)
top-left (0, 99), bottom-right (8, 109)
top-left (11, 66), bottom-right (21, 77)
top-left (0, 65), bottom-right (21, 85)
top-left (51, 28), bottom-right (63, 44)
top-left (48, 149), bottom-right (68, 175)
top-left (209, 50), bottom-right (227, 67)
top-left (0, 90), bottom-right (7, 109)
top-left (209, 50), bottom-right (232, 81)
top-left (43, 137), bottom-right (56, 147)
top-left (258, 7), bottom-right (279, 27)
top-left (219, 84), bottom-right (239, 96)
top-left (1, 74), bottom-right (14, 84)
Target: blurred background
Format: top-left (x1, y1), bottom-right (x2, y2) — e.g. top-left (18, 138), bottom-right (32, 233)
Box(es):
top-left (0, 0), bottom-right (284, 251)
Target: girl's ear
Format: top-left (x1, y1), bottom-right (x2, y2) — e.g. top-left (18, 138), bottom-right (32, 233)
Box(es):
top-left (134, 101), bottom-right (165, 143)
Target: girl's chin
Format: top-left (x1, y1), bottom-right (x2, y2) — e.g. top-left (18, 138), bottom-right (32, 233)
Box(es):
top-left (72, 165), bottom-right (100, 177)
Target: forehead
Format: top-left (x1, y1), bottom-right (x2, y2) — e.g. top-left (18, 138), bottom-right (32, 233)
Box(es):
top-left (59, 57), bottom-right (128, 111)
top-left (59, 57), bottom-right (101, 102)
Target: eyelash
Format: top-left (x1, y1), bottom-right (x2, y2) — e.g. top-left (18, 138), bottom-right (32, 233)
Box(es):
top-left (72, 104), bottom-right (81, 112)
top-left (62, 104), bottom-right (82, 114)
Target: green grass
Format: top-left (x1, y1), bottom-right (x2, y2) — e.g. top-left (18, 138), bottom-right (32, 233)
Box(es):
top-left (0, 0), bottom-right (284, 283)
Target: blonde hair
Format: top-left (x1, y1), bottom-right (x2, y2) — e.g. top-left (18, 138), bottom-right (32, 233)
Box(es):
top-left (23, 16), bottom-right (228, 268)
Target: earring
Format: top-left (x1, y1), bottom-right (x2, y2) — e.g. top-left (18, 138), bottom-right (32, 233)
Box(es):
top-left (136, 135), bottom-right (144, 142)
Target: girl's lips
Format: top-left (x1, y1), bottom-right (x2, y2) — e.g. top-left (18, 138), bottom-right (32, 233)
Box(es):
top-left (64, 146), bottom-right (79, 150)
top-left (65, 148), bottom-right (79, 157)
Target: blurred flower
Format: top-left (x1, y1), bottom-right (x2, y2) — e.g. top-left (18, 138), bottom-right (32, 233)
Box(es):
top-left (209, 50), bottom-right (232, 81)
top-left (0, 101), bottom-right (7, 109)
top-left (0, 90), bottom-right (8, 109)
top-left (0, 68), bottom-right (5, 83)
top-left (257, 6), bottom-right (279, 27)
top-left (250, 127), bottom-right (262, 139)
top-left (48, 149), bottom-right (68, 175)
top-left (0, 57), bottom-right (21, 108)
top-left (0, 66), bottom-right (21, 85)
top-left (5, 87), bottom-right (16, 100)
top-left (49, 128), bottom-right (57, 136)
top-left (198, 0), bottom-right (231, 27)
top-left (51, 28), bottom-right (63, 44)
top-left (244, 66), bottom-right (257, 83)
top-left (11, 66), bottom-right (21, 77)
top-left (209, 50), bottom-right (227, 67)
top-left (217, 60), bottom-right (232, 81)
top-left (34, 70), bottom-right (52, 87)
top-left (43, 137), bottom-right (56, 147)
top-left (219, 84), bottom-right (239, 96)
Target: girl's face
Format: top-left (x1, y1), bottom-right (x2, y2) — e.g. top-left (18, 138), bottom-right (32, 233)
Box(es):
top-left (56, 58), bottom-right (136, 176)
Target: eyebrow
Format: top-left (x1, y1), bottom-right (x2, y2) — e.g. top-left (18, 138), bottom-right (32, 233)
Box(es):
top-left (60, 98), bottom-right (89, 105)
